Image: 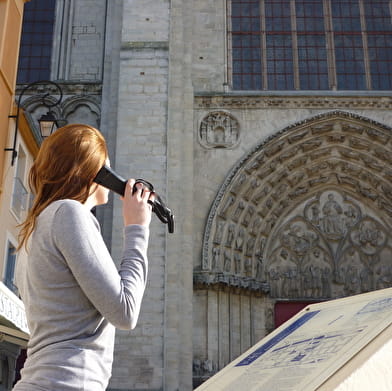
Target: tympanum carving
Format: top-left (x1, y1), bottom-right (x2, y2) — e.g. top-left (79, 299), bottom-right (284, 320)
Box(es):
top-left (198, 111), bottom-right (392, 299)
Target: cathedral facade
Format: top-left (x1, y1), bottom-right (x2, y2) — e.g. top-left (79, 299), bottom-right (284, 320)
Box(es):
top-left (15, 1), bottom-right (392, 390)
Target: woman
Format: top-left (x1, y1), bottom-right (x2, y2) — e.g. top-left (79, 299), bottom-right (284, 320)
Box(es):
top-left (13, 124), bottom-right (153, 391)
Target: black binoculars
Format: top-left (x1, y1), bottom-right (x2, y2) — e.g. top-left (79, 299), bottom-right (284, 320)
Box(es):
top-left (94, 165), bottom-right (174, 233)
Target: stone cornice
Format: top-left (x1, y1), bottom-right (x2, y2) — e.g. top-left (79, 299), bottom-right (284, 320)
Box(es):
top-left (16, 82), bottom-right (102, 96)
top-left (195, 94), bottom-right (392, 110)
top-left (194, 271), bottom-right (269, 295)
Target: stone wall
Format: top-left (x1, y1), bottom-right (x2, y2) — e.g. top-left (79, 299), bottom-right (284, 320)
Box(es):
top-left (109, 1), bottom-right (171, 390)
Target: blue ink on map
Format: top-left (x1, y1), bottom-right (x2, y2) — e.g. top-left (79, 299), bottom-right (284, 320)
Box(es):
top-left (235, 310), bottom-right (320, 366)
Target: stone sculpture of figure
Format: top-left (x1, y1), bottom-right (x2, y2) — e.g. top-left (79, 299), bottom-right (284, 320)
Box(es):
top-left (225, 224), bottom-right (235, 248)
top-left (235, 228), bottom-right (245, 251)
top-left (322, 193), bottom-right (343, 235)
top-left (305, 248), bottom-right (332, 298)
top-left (244, 257), bottom-right (253, 277)
top-left (213, 221), bottom-right (225, 244)
top-left (242, 206), bottom-right (254, 227)
top-left (219, 195), bottom-right (235, 218)
top-left (344, 205), bottom-right (358, 229)
top-left (345, 265), bottom-right (360, 295)
top-left (310, 266), bottom-right (322, 297)
top-left (234, 253), bottom-right (242, 275)
top-left (321, 267), bottom-right (331, 297)
top-left (232, 173), bottom-right (247, 194)
top-left (202, 360), bottom-right (214, 374)
top-left (268, 248), bottom-right (298, 298)
top-left (193, 359), bottom-right (201, 376)
top-left (269, 267), bottom-right (281, 297)
top-left (375, 264), bottom-right (392, 289)
top-left (256, 257), bottom-right (263, 280)
top-left (360, 267), bottom-right (372, 292)
top-left (310, 204), bottom-right (320, 226)
top-left (243, 178), bottom-right (259, 200)
top-left (233, 201), bottom-right (245, 222)
top-left (223, 251), bottom-right (232, 273)
top-left (251, 216), bottom-right (262, 236)
top-left (302, 266), bottom-right (313, 297)
top-left (211, 247), bottom-right (220, 271)
top-left (245, 237), bottom-right (256, 257)
top-left (287, 268), bottom-right (300, 297)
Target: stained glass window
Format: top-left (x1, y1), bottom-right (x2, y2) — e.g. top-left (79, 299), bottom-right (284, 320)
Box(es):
top-left (17, 0), bottom-right (56, 83)
top-left (229, 0), bottom-right (392, 91)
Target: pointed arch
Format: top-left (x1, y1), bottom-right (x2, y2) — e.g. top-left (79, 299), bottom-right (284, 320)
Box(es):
top-left (200, 111), bottom-right (392, 298)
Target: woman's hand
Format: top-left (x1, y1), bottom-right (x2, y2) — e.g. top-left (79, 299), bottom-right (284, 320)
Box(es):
top-left (122, 179), bottom-right (154, 227)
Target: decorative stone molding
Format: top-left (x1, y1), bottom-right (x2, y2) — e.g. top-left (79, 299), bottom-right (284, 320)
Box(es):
top-left (193, 271), bottom-right (269, 294)
top-left (63, 96), bottom-right (101, 128)
top-left (195, 94), bottom-right (392, 110)
top-left (20, 93), bottom-right (102, 133)
top-left (199, 111), bottom-right (392, 297)
top-left (17, 82), bottom-right (102, 96)
top-left (198, 111), bottom-right (240, 149)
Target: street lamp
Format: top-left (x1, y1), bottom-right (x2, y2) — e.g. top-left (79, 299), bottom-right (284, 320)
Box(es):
top-left (5, 80), bottom-right (66, 165)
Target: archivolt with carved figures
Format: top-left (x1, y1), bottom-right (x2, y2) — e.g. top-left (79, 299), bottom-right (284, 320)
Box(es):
top-left (197, 111), bottom-right (392, 300)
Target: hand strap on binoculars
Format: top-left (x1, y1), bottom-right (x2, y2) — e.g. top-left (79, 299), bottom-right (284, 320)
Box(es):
top-left (134, 180), bottom-right (174, 234)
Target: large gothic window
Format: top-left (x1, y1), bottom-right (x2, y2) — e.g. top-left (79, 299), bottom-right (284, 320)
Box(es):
top-left (229, 0), bottom-right (392, 91)
top-left (17, 0), bottom-right (56, 83)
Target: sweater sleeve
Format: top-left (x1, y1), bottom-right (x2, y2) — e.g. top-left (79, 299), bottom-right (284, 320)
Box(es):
top-left (52, 200), bottom-right (149, 330)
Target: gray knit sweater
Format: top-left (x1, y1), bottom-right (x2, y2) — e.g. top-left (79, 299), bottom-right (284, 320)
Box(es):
top-left (13, 199), bottom-right (149, 391)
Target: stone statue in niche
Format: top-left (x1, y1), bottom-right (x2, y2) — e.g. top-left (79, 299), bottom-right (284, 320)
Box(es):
top-left (234, 253), bottom-right (242, 274)
top-left (235, 228), bottom-right (245, 251)
top-left (225, 224), bottom-right (236, 248)
top-left (219, 195), bottom-right (235, 218)
top-left (244, 257), bottom-right (253, 277)
top-left (213, 220), bottom-right (225, 245)
top-left (199, 111), bottom-right (240, 149)
top-left (255, 257), bottom-right (264, 280)
top-left (223, 251), bottom-right (232, 273)
top-left (231, 173), bottom-right (247, 195)
top-left (245, 236), bottom-right (256, 257)
top-left (233, 201), bottom-right (246, 222)
top-left (322, 193), bottom-right (344, 238)
top-left (211, 247), bottom-right (221, 271)
top-left (242, 206), bottom-right (254, 227)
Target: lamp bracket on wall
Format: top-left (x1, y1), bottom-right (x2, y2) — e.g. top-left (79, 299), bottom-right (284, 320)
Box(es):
top-left (5, 80), bottom-right (65, 166)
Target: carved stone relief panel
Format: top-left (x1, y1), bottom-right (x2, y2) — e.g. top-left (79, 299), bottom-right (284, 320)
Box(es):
top-left (199, 111), bottom-right (392, 299)
top-left (265, 189), bottom-right (391, 299)
top-left (199, 111), bottom-right (240, 149)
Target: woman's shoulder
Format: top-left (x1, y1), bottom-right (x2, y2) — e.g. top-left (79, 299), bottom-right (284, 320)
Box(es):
top-left (41, 199), bottom-right (93, 223)
top-left (38, 199), bottom-right (100, 232)
top-left (45, 199), bottom-right (85, 214)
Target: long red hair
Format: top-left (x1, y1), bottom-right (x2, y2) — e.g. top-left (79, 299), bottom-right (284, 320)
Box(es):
top-left (18, 124), bottom-right (108, 250)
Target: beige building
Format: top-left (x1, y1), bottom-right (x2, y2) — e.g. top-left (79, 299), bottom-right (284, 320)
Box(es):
top-left (0, 0), bottom-right (34, 389)
top-left (6, 0), bottom-right (392, 390)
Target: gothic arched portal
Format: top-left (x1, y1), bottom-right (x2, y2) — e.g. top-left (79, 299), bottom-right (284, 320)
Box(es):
top-left (199, 111), bottom-right (392, 300)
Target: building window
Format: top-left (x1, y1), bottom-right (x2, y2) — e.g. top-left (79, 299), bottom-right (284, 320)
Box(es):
top-left (4, 242), bottom-right (18, 296)
top-left (17, 0), bottom-right (56, 83)
top-left (11, 147), bottom-right (28, 220)
top-left (229, 0), bottom-right (392, 91)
